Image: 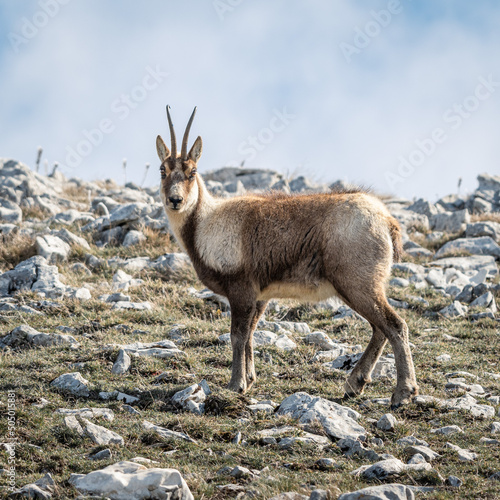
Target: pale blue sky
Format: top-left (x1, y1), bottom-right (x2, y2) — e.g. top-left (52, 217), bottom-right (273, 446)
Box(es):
top-left (1, 0), bottom-right (499, 200)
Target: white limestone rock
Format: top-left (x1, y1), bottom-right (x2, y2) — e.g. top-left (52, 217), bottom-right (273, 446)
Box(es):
top-left (304, 331), bottom-right (338, 350)
top-left (69, 460), bottom-right (194, 500)
top-left (172, 380), bottom-right (210, 415)
top-left (439, 301), bottom-right (468, 318)
top-left (435, 236), bottom-right (500, 260)
top-left (112, 349), bottom-right (131, 374)
top-left (338, 484), bottom-right (415, 500)
top-left (377, 414), bottom-right (397, 431)
top-left (35, 235), bottom-right (71, 264)
top-left (123, 230), bottom-right (146, 247)
top-left (50, 372), bottom-right (90, 397)
top-left (142, 420), bottom-right (196, 443)
top-left (82, 418), bottom-right (124, 446)
top-left (276, 392), bottom-right (365, 441)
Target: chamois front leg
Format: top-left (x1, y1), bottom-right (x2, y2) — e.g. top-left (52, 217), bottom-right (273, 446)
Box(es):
top-left (227, 298), bottom-right (257, 394)
top-left (244, 300), bottom-right (269, 391)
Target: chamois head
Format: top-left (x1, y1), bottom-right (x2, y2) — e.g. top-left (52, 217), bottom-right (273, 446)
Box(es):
top-left (156, 106), bottom-right (202, 212)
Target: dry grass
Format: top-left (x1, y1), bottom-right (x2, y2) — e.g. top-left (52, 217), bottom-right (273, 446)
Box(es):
top-left (61, 185), bottom-right (90, 205)
top-left (0, 233), bottom-right (36, 272)
top-left (21, 205), bottom-right (51, 221)
top-left (471, 213), bottom-right (500, 223)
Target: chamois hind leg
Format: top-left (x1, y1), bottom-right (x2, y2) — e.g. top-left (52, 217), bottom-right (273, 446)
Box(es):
top-left (344, 325), bottom-right (386, 398)
top-left (227, 298), bottom-right (256, 394)
top-left (333, 284), bottom-right (418, 408)
top-left (244, 300), bottom-right (268, 391)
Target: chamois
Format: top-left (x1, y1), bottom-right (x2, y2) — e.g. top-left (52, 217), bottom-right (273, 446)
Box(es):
top-left (156, 106), bottom-right (419, 408)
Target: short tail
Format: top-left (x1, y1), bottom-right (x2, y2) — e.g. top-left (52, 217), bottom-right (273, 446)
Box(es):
top-left (388, 217), bottom-right (403, 263)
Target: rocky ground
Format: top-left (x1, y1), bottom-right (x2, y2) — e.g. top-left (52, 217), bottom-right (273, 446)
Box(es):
top-left (0, 158), bottom-right (499, 499)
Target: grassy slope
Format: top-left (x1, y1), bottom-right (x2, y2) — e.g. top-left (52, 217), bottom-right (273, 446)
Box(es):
top-left (0, 218), bottom-right (500, 499)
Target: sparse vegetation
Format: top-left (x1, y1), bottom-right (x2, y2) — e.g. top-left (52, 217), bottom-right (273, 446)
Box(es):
top-left (0, 233), bottom-right (37, 272)
top-left (1, 220), bottom-right (500, 499)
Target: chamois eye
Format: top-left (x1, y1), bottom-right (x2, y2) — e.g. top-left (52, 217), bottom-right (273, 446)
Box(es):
top-left (189, 170), bottom-right (197, 180)
top-left (160, 165), bottom-right (166, 179)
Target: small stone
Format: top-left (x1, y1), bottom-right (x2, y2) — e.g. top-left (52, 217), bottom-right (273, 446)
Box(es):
top-left (64, 415), bottom-right (84, 436)
top-left (396, 436), bottom-right (429, 447)
top-left (470, 291), bottom-right (496, 311)
top-left (56, 407), bottom-right (114, 421)
top-left (338, 437), bottom-right (381, 461)
top-left (70, 263), bottom-right (92, 275)
top-left (388, 298), bottom-right (409, 309)
top-left (338, 484), bottom-right (416, 500)
top-left (408, 453), bottom-right (426, 464)
top-left (405, 444), bottom-right (440, 462)
top-left (171, 380), bottom-right (210, 415)
top-left (276, 392), bottom-right (365, 441)
top-left (446, 442), bottom-right (477, 461)
top-left (7, 483), bottom-right (52, 499)
top-left (248, 402), bottom-right (275, 414)
top-left (89, 448), bottom-right (112, 461)
top-left (123, 404), bottom-right (141, 416)
top-left (230, 466), bottom-right (251, 479)
top-left (480, 437), bottom-right (500, 445)
top-left (435, 236), bottom-right (500, 259)
top-left (111, 349), bottom-right (131, 375)
top-left (35, 234), bottom-right (71, 263)
top-left (431, 425), bottom-right (463, 436)
top-left (439, 301), bottom-right (468, 318)
top-left (491, 422), bottom-right (500, 434)
top-left (315, 458), bottom-right (337, 470)
top-left (106, 292), bottom-right (131, 303)
top-left (82, 418), bottom-right (124, 446)
top-left (50, 372), bottom-right (90, 397)
top-left (142, 420), bottom-right (196, 443)
top-left (309, 490), bottom-right (329, 500)
top-left (376, 413), bottom-right (397, 431)
top-left (389, 277), bottom-right (410, 288)
top-left (122, 230), bottom-right (146, 247)
top-left (67, 287), bottom-right (92, 301)
top-left (112, 301), bottom-right (152, 310)
top-left (436, 354), bottom-right (452, 362)
top-left (32, 398), bottom-right (50, 409)
top-left (447, 475), bottom-right (463, 487)
top-left (116, 392), bottom-right (139, 404)
top-left (261, 436), bottom-right (277, 445)
top-left (304, 331), bottom-right (337, 350)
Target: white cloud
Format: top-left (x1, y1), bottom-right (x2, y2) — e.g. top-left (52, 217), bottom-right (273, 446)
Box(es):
top-left (0, 0), bottom-right (498, 200)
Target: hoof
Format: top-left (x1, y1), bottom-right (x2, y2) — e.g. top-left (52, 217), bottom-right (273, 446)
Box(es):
top-left (227, 381), bottom-right (247, 394)
top-left (344, 375), bottom-right (369, 399)
top-left (390, 385), bottom-right (419, 409)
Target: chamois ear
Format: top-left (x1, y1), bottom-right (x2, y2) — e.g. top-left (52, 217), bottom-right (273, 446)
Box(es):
top-left (188, 136), bottom-right (203, 163)
top-left (156, 135), bottom-right (170, 162)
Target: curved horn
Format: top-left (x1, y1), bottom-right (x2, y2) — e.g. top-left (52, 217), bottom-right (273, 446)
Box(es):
top-left (166, 105), bottom-right (177, 156)
top-left (181, 106), bottom-right (197, 160)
